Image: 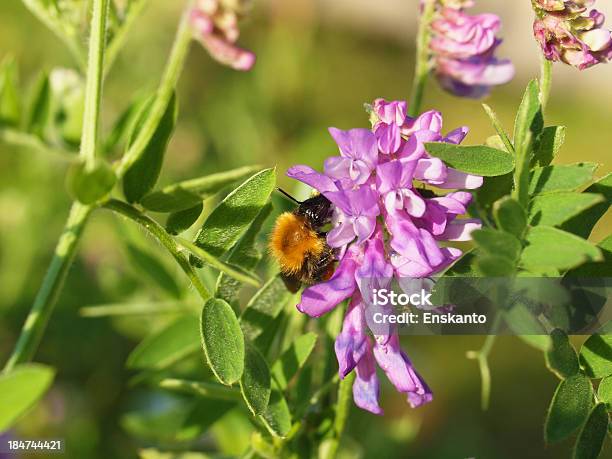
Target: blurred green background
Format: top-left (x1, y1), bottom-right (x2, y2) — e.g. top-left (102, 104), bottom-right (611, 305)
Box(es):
top-left (0, 1), bottom-right (610, 458)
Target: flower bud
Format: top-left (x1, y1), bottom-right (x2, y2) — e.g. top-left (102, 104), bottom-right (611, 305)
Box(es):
top-left (532, 0), bottom-right (612, 69)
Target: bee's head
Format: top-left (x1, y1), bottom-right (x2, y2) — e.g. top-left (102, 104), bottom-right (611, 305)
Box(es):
top-left (296, 194), bottom-right (333, 228)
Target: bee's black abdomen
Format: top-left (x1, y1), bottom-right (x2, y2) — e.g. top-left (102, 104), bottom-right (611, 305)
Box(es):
top-left (296, 194), bottom-right (333, 229)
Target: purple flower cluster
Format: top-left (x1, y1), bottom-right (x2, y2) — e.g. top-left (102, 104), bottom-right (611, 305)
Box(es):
top-left (287, 99), bottom-right (482, 414)
top-left (430, 1), bottom-right (514, 98)
top-left (533, 0), bottom-right (612, 69)
top-left (190, 0), bottom-right (256, 71)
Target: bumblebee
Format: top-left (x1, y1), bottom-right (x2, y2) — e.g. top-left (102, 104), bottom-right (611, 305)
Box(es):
top-left (269, 189), bottom-right (336, 293)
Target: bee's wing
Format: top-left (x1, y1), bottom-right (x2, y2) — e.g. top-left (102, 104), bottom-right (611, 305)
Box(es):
top-left (280, 272), bottom-right (302, 293)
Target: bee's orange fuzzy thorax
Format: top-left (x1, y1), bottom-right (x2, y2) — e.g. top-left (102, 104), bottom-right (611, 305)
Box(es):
top-left (269, 212), bottom-right (324, 275)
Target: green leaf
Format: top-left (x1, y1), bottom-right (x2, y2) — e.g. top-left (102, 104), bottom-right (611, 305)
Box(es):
top-left (493, 197), bottom-right (527, 238)
top-left (579, 334), bottom-right (612, 379)
top-left (597, 375), bottom-right (612, 409)
top-left (472, 228), bottom-right (521, 261)
top-left (240, 275), bottom-right (295, 341)
top-left (0, 57), bottom-right (21, 126)
top-left (123, 93), bottom-right (178, 203)
top-left (562, 173), bottom-right (612, 239)
top-left (192, 168), bottom-right (276, 260)
top-left (482, 103), bottom-right (513, 153)
top-left (476, 255), bottom-right (516, 276)
top-left (573, 403), bottom-right (608, 459)
top-left (271, 332), bottom-right (317, 390)
top-left (533, 126), bottom-right (566, 167)
top-left (126, 243), bottom-right (182, 299)
top-left (127, 315), bottom-right (199, 370)
top-left (545, 329), bottom-right (580, 379)
top-left (529, 192), bottom-right (603, 226)
top-left (201, 298), bottom-right (245, 385)
top-left (0, 364), bottom-right (55, 431)
top-left (567, 234), bottom-right (612, 277)
top-left (176, 237), bottom-right (260, 288)
top-left (165, 203), bottom-right (203, 235)
top-left (476, 173), bottom-right (513, 210)
top-left (260, 388), bottom-right (292, 438)
top-left (104, 94), bottom-right (147, 154)
top-left (216, 203), bottom-right (272, 304)
top-left (25, 71), bottom-right (51, 138)
top-left (545, 375), bottom-right (593, 444)
top-left (66, 159), bottom-right (117, 204)
top-left (505, 302), bottom-right (549, 336)
top-left (240, 343), bottom-right (271, 416)
top-left (442, 250), bottom-right (478, 277)
top-left (529, 163), bottom-right (598, 195)
top-left (141, 165), bottom-right (263, 212)
top-left (424, 143), bottom-right (514, 176)
top-left (513, 79), bottom-right (543, 151)
top-left (159, 378), bottom-right (241, 401)
top-left (521, 226), bottom-right (602, 272)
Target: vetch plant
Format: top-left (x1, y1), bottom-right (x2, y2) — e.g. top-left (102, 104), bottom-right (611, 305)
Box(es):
top-left (0, 1), bottom-right (610, 458)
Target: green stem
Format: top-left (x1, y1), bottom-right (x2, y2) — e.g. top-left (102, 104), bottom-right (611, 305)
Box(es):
top-left (466, 312), bottom-right (502, 410)
top-left (4, 203), bottom-right (93, 371)
top-left (539, 56), bottom-right (552, 112)
top-left (81, 0), bottom-right (110, 168)
top-left (20, 0), bottom-right (86, 71)
top-left (102, 199), bottom-right (211, 301)
top-left (3, 1), bottom-right (114, 371)
top-left (324, 372), bottom-right (355, 459)
top-left (116, 6), bottom-right (193, 178)
top-left (104, 0), bottom-right (150, 78)
top-left (408, 0), bottom-right (436, 117)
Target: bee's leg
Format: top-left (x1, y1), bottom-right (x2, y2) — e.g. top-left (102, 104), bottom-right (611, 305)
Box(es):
top-left (306, 246), bottom-right (336, 283)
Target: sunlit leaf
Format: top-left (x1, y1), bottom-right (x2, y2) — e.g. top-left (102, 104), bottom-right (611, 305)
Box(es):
top-left (545, 375), bottom-right (593, 444)
top-left (520, 226), bottom-right (602, 272)
top-left (482, 103), bottom-right (513, 153)
top-left (192, 168), bottom-right (276, 260)
top-left (141, 165), bottom-right (263, 213)
top-left (201, 298), bottom-right (245, 385)
top-left (533, 125), bottom-right (565, 167)
top-left (176, 237), bottom-right (260, 288)
top-left (545, 329), bottom-right (579, 379)
top-left (424, 143), bottom-right (514, 176)
top-left (0, 364), bottom-right (55, 431)
top-left (597, 375), bottom-right (612, 409)
top-left (240, 343), bottom-right (271, 416)
top-left (579, 334), bottom-right (612, 379)
top-left (493, 197), bottom-right (526, 238)
top-left (259, 388), bottom-right (292, 438)
top-left (529, 163), bottom-right (598, 195)
top-left (513, 79), bottom-right (542, 151)
top-left (562, 173), bottom-right (612, 239)
top-left (472, 228), bottom-right (521, 261)
top-left (573, 403), bottom-right (608, 459)
top-left (529, 192), bottom-right (603, 227)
